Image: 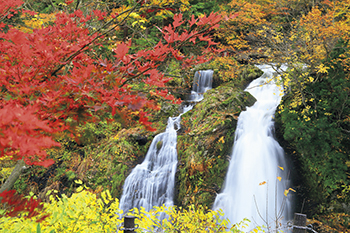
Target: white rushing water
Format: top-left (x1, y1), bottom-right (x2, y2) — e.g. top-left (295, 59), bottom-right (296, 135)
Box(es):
top-left (188, 70), bottom-right (213, 102)
top-left (119, 70), bottom-right (213, 215)
top-left (213, 64), bottom-right (291, 231)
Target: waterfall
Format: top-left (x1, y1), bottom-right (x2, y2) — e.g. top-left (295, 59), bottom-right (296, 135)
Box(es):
top-left (119, 70), bottom-right (213, 215)
top-left (188, 70), bottom-right (213, 102)
top-left (213, 64), bottom-right (291, 231)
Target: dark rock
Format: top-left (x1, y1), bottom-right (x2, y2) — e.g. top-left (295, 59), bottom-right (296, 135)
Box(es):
top-left (135, 135), bottom-right (148, 146)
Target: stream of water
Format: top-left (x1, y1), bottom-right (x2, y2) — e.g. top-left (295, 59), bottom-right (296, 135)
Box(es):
top-left (213, 64), bottom-right (292, 231)
top-left (119, 70), bottom-right (213, 215)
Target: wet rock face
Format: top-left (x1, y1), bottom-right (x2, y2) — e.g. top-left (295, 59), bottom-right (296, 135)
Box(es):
top-left (135, 135), bottom-right (148, 146)
top-left (175, 83), bottom-right (256, 208)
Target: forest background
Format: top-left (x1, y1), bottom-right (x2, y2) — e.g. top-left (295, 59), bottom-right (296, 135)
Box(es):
top-left (0, 0), bottom-right (350, 232)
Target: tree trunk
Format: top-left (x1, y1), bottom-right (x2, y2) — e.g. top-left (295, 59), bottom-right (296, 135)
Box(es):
top-left (0, 159), bottom-right (27, 193)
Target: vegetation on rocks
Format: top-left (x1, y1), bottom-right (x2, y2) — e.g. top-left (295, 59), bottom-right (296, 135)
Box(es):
top-left (176, 79), bottom-right (256, 207)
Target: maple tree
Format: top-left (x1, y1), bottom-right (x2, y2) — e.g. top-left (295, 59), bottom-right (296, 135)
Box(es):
top-left (0, 0), bottom-right (224, 217)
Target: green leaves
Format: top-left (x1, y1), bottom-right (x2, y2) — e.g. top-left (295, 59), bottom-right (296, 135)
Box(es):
top-left (277, 40), bottom-right (350, 212)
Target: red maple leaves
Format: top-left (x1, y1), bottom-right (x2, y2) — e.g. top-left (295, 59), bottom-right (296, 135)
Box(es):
top-left (0, 3), bottom-right (224, 167)
top-left (0, 102), bottom-right (58, 167)
top-left (0, 0), bottom-right (227, 220)
top-left (0, 190), bottom-right (48, 221)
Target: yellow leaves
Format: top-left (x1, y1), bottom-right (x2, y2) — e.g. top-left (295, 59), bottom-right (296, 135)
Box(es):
top-left (17, 13), bottom-right (56, 33)
top-left (259, 181), bottom-right (267, 185)
top-left (129, 12), bottom-right (140, 18)
top-left (193, 185), bottom-right (199, 193)
top-left (218, 136), bottom-right (225, 144)
top-left (252, 226), bottom-right (264, 233)
top-left (308, 76), bottom-right (314, 82)
top-left (76, 186), bottom-right (84, 192)
top-left (1, 187), bottom-right (124, 233)
top-left (277, 176), bottom-right (282, 181)
top-left (101, 189), bottom-right (113, 204)
top-left (346, 161), bottom-right (350, 167)
top-left (74, 179), bottom-right (83, 184)
top-left (303, 115), bottom-right (311, 122)
top-left (316, 64), bottom-right (330, 74)
top-left (131, 19), bottom-right (146, 29)
top-left (0, 167), bottom-right (13, 181)
top-left (278, 166), bottom-right (284, 171)
top-left (155, 9), bottom-right (175, 19)
top-left (207, 56), bottom-right (241, 82)
top-left (289, 92), bottom-right (302, 108)
top-left (148, 204), bottom-right (246, 233)
top-left (284, 188), bottom-right (296, 196)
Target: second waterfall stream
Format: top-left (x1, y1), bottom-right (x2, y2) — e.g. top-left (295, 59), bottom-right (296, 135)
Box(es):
top-left (119, 70), bottom-right (213, 215)
top-left (213, 64), bottom-right (292, 231)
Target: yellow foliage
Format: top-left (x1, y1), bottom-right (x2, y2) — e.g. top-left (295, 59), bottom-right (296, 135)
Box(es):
top-left (0, 188), bottom-right (123, 233)
top-left (144, 0), bottom-right (190, 12)
top-left (17, 13), bottom-right (56, 33)
top-left (216, 0), bottom-right (269, 51)
top-left (316, 64), bottom-right (330, 74)
top-left (210, 56), bottom-right (242, 82)
top-left (0, 156), bottom-right (15, 184)
top-left (0, 186), bottom-right (249, 233)
top-left (284, 188), bottom-right (296, 197)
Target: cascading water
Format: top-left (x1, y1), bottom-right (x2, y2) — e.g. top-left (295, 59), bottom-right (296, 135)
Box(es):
top-left (189, 70), bottom-right (213, 102)
top-left (119, 70), bottom-right (213, 215)
top-left (213, 64), bottom-right (291, 231)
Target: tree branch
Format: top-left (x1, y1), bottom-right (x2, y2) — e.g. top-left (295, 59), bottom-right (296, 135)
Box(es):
top-left (0, 159), bottom-right (27, 193)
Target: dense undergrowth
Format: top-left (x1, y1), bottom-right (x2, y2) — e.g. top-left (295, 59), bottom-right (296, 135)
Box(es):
top-left (0, 185), bottom-right (250, 233)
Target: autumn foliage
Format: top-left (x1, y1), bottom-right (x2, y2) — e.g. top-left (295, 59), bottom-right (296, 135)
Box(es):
top-left (0, 0), bottom-right (224, 219)
top-left (0, 0), bottom-right (222, 166)
top-left (0, 189), bottom-right (47, 221)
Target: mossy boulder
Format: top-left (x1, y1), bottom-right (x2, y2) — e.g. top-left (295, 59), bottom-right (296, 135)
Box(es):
top-left (175, 82), bottom-right (256, 208)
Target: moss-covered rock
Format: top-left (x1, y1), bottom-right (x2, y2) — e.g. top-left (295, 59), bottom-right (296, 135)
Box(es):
top-left (175, 82), bottom-right (256, 208)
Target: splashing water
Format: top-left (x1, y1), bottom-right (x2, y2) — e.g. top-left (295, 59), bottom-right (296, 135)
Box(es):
top-left (119, 70), bottom-right (214, 215)
top-left (213, 64), bottom-right (292, 231)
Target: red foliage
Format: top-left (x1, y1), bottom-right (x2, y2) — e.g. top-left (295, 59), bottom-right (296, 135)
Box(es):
top-left (0, 2), bottom-right (222, 166)
top-left (65, 0), bottom-right (74, 5)
top-left (0, 0), bottom-right (224, 220)
top-left (0, 190), bottom-right (48, 221)
top-left (0, 102), bottom-right (58, 167)
top-left (0, 0), bottom-right (23, 19)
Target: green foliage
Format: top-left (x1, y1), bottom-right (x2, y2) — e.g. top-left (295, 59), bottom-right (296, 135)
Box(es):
top-left (25, 0), bottom-right (67, 13)
top-left (188, 0), bottom-right (228, 17)
top-left (12, 114), bottom-right (157, 200)
top-left (78, 117), bottom-right (122, 145)
top-left (277, 40), bottom-right (350, 214)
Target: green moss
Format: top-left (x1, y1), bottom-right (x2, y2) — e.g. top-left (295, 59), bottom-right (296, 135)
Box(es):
top-left (176, 82), bottom-right (256, 208)
top-left (156, 140), bottom-right (163, 150)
